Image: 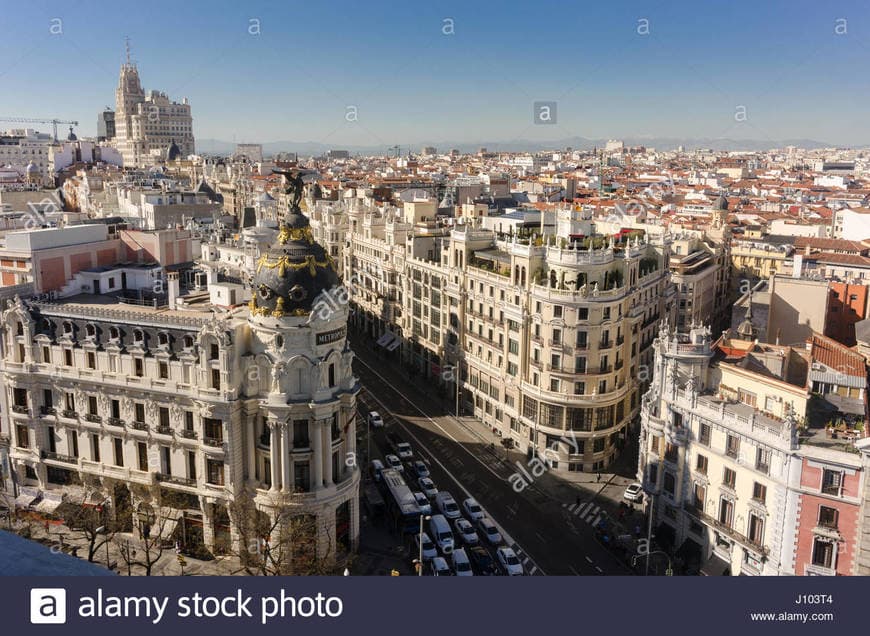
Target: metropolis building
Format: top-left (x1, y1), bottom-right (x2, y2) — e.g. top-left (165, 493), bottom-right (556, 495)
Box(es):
top-left (0, 206), bottom-right (359, 568)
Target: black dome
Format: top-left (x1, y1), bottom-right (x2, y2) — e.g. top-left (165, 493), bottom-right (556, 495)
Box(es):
top-left (249, 211), bottom-right (339, 317)
top-left (167, 140), bottom-right (181, 161)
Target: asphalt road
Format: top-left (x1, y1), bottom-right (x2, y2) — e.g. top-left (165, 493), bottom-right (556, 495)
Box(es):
top-left (351, 335), bottom-right (633, 576)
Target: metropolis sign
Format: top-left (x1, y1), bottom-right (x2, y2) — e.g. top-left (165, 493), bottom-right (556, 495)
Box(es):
top-left (316, 327), bottom-right (346, 346)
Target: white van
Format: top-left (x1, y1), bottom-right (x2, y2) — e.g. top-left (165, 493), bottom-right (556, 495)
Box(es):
top-left (370, 459), bottom-right (385, 482)
top-left (429, 514), bottom-right (454, 555)
top-left (434, 491), bottom-right (461, 519)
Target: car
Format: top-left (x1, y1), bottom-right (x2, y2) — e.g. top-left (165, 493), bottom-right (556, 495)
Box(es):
top-left (467, 546), bottom-right (498, 575)
top-left (477, 517), bottom-right (503, 545)
top-left (623, 483), bottom-right (644, 502)
top-left (396, 442), bottom-right (413, 460)
top-left (435, 492), bottom-right (462, 519)
top-left (418, 477), bottom-right (438, 498)
top-left (415, 531), bottom-right (438, 561)
top-left (412, 460), bottom-right (430, 479)
top-left (462, 497), bottom-right (485, 521)
top-left (429, 515), bottom-right (454, 555)
top-left (413, 491), bottom-right (432, 515)
top-left (451, 548), bottom-right (474, 576)
top-left (369, 459), bottom-right (385, 482)
top-left (453, 518), bottom-right (479, 545)
top-left (385, 454), bottom-right (404, 472)
top-left (496, 547), bottom-right (524, 576)
top-left (429, 556), bottom-right (451, 576)
top-left (368, 411), bottom-right (384, 428)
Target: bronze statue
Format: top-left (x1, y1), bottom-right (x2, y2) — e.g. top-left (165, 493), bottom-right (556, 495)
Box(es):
top-left (272, 167), bottom-right (315, 211)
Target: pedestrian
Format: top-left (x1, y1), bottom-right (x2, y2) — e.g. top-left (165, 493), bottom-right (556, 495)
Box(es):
top-left (596, 472), bottom-right (602, 483)
top-left (575, 495), bottom-right (581, 507)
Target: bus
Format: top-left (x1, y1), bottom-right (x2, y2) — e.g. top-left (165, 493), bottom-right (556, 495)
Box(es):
top-left (378, 468), bottom-right (421, 534)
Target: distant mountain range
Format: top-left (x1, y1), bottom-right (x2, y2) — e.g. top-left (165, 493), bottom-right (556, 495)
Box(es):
top-left (196, 135), bottom-right (848, 157)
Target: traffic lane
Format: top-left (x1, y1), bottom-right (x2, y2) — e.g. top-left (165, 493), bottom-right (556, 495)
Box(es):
top-left (354, 363), bottom-right (626, 575)
top-left (354, 373), bottom-right (625, 575)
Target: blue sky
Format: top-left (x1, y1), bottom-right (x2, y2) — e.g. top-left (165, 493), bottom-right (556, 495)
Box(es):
top-left (1, 0), bottom-right (869, 147)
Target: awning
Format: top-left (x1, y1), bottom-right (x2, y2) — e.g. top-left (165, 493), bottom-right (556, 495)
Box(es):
top-left (14, 486), bottom-right (40, 509)
top-left (34, 491), bottom-right (64, 514)
top-left (377, 331), bottom-right (396, 347)
top-left (701, 553), bottom-right (732, 576)
top-left (158, 508), bottom-right (182, 540)
top-left (386, 337), bottom-right (401, 351)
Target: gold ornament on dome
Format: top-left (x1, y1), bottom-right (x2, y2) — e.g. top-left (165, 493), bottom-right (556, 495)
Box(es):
top-left (256, 253), bottom-right (335, 277)
top-left (276, 226), bottom-right (314, 245)
top-left (272, 297), bottom-right (285, 318)
top-left (291, 308), bottom-right (309, 316)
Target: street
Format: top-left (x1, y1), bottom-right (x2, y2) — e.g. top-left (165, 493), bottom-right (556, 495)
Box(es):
top-left (351, 334), bottom-right (638, 576)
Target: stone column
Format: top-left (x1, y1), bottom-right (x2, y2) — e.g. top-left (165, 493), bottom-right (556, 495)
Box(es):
top-left (281, 423), bottom-right (291, 493)
top-left (345, 410), bottom-right (356, 481)
top-left (322, 420), bottom-right (333, 486)
top-left (202, 501), bottom-right (215, 551)
top-left (269, 422), bottom-right (280, 492)
top-left (311, 420), bottom-right (323, 491)
top-left (247, 416), bottom-right (256, 482)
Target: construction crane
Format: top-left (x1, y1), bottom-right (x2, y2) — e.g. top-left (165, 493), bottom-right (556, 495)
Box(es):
top-left (0, 117), bottom-right (79, 142)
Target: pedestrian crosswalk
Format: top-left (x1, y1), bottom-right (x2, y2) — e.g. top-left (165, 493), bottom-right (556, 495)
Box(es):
top-left (563, 501), bottom-right (606, 528)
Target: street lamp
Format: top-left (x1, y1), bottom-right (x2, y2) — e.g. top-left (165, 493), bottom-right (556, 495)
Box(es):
top-left (417, 514), bottom-right (431, 576)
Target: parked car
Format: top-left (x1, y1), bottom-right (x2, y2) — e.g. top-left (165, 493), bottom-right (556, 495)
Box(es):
top-left (477, 517), bottom-right (503, 545)
top-left (413, 491), bottom-right (432, 515)
top-left (418, 477), bottom-right (438, 498)
top-left (396, 442), bottom-right (413, 460)
top-left (429, 515), bottom-right (454, 555)
top-left (415, 531), bottom-right (438, 561)
top-left (467, 546), bottom-right (498, 575)
top-left (368, 411), bottom-right (384, 428)
top-left (462, 497), bottom-right (485, 521)
top-left (452, 548), bottom-right (474, 576)
top-left (370, 459), bottom-right (385, 482)
top-left (623, 483), bottom-right (644, 502)
top-left (435, 492), bottom-right (462, 519)
top-left (385, 454), bottom-right (404, 472)
top-left (496, 546), bottom-right (524, 576)
top-left (429, 556), bottom-right (451, 576)
top-left (412, 460), bottom-right (430, 479)
top-left (453, 518), bottom-right (479, 545)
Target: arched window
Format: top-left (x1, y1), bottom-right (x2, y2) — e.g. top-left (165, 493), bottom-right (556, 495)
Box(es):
top-left (63, 321), bottom-right (73, 335)
top-left (328, 363), bottom-right (336, 388)
top-left (16, 322), bottom-right (23, 336)
top-left (157, 332), bottom-right (169, 346)
top-left (85, 324), bottom-right (96, 338)
top-left (133, 329), bottom-right (144, 343)
top-left (183, 335), bottom-right (194, 349)
top-left (109, 326), bottom-right (120, 340)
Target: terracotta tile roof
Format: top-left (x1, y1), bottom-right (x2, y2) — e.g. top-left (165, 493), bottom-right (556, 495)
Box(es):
top-left (809, 333), bottom-right (866, 377)
top-left (793, 237), bottom-right (867, 254)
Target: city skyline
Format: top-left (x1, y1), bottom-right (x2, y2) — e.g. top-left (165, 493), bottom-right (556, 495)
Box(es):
top-left (2, 1), bottom-right (870, 148)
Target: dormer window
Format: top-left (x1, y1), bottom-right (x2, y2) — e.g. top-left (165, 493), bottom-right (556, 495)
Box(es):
top-left (158, 332), bottom-right (169, 347)
top-left (183, 335), bottom-right (194, 349)
top-left (63, 321), bottom-right (73, 335)
top-left (109, 326), bottom-right (120, 341)
top-left (85, 324), bottom-right (96, 339)
top-left (133, 329), bottom-right (144, 344)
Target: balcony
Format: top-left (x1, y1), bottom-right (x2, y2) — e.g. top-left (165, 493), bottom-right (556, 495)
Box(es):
top-left (180, 429), bottom-right (198, 440)
top-left (688, 506), bottom-right (770, 556)
top-left (575, 341), bottom-right (588, 351)
top-left (40, 406), bottom-right (56, 416)
top-left (155, 425), bottom-right (173, 436)
top-left (107, 417), bottom-right (125, 428)
top-left (615, 360), bottom-right (624, 371)
top-left (156, 473), bottom-right (197, 488)
top-left (131, 421), bottom-right (149, 431)
top-left (616, 335), bottom-right (625, 346)
top-left (83, 413), bottom-right (102, 424)
top-left (42, 451), bottom-right (78, 464)
top-left (61, 409), bottom-right (78, 419)
top-left (599, 339), bottom-right (613, 349)
top-left (204, 437), bottom-right (224, 447)
top-left (12, 404), bottom-right (29, 414)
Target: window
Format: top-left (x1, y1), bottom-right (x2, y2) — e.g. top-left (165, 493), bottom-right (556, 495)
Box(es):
top-left (574, 382), bottom-right (584, 396)
top-left (663, 471), bottom-right (676, 495)
top-left (159, 407), bottom-right (170, 429)
top-left (42, 346), bottom-right (50, 363)
top-left (187, 451), bottom-right (197, 480)
top-left (113, 437), bottom-right (124, 467)
top-left (718, 498), bottom-right (734, 527)
top-left (135, 402), bottom-right (145, 423)
top-left (293, 420), bottom-right (309, 447)
top-left (137, 442), bottom-right (148, 471)
top-left (695, 454), bottom-right (708, 475)
top-left (134, 358), bottom-right (144, 377)
top-left (15, 424), bottom-right (29, 448)
top-left (91, 434), bottom-right (101, 462)
top-left (88, 395), bottom-right (98, 416)
top-left (185, 411), bottom-right (194, 431)
top-left (578, 307), bottom-right (588, 320)
top-left (206, 459), bottom-right (225, 485)
top-left (752, 482), bottom-right (767, 503)
top-left (821, 469), bottom-right (842, 496)
top-left (552, 328), bottom-right (561, 345)
top-left (693, 483), bottom-right (706, 510)
top-left (211, 368), bottom-right (221, 390)
top-left (507, 362), bottom-right (518, 376)
top-left (811, 538), bottom-right (834, 569)
top-left (725, 434), bottom-right (740, 459)
top-left (508, 339), bottom-right (519, 354)
top-left (133, 329), bottom-right (144, 343)
top-left (109, 326), bottom-right (120, 340)
top-left (818, 506), bottom-right (838, 529)
top-left (550, 379), bottom-right (560, 392)
top-left (85, 324), bottom-right (96, 338)
top-left (158, 361), bottom-right (168, 379)
top-left (755, 448), bottom-right (771, 474)
top-left (204, 418), bottom-right (223, 443)
top-left (64, 349), bottom-right (73, 366)
top-left (723, 467), bottom-right (736, 489)
top-left (210, 343), bottom-right (219, 360)
top-left (328, 363), bottom-right (335, 388)
top-left (86, 352), bottom-right (96, 369)
top-left (554, 305), bottom-right (563, 318)
top-left (738, 388), bottom-right (757, 408)
top-left (748, 513), bottom-right (764, 546)
top-left (158, 332), bottom-right (169, 346)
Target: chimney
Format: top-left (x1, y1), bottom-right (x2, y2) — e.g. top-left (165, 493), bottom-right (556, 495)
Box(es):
top-left (167, 271), bottom-right (180, 308)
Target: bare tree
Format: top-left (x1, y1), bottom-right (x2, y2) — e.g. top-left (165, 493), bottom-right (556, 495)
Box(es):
top-left (229, 489), bottom-right (334, 576)
top-left (59, 478), bottom-right (116, 564)
top-left (124, 485), bottom-right (187, 576)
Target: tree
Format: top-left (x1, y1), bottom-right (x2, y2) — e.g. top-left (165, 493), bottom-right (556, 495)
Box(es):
top-left (229, 489), bottom-right (335, 576)
top-left (57, 477), bottom-right (117, 564)
top-left (122, 485), bottom-right (188, 576)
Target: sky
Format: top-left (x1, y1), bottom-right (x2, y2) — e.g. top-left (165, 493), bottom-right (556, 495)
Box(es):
top-left (1, 0), bottom-right (870, 149)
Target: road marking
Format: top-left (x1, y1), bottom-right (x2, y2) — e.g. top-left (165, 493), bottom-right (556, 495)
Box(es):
top-left (585, 556), bottom-right (593, 564)
top-left (359, 380), bottom-right (547, 575)
top-left (535, 531), bottom-right (546, 542)
top-left (595, 566), bottom-right (603, 574)
top-left (591, 515), bottom-right (603, 527)
top-left (569, 566), bottom-right (580, 575)
top-left (528, 566), bottom-right (538, 575)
